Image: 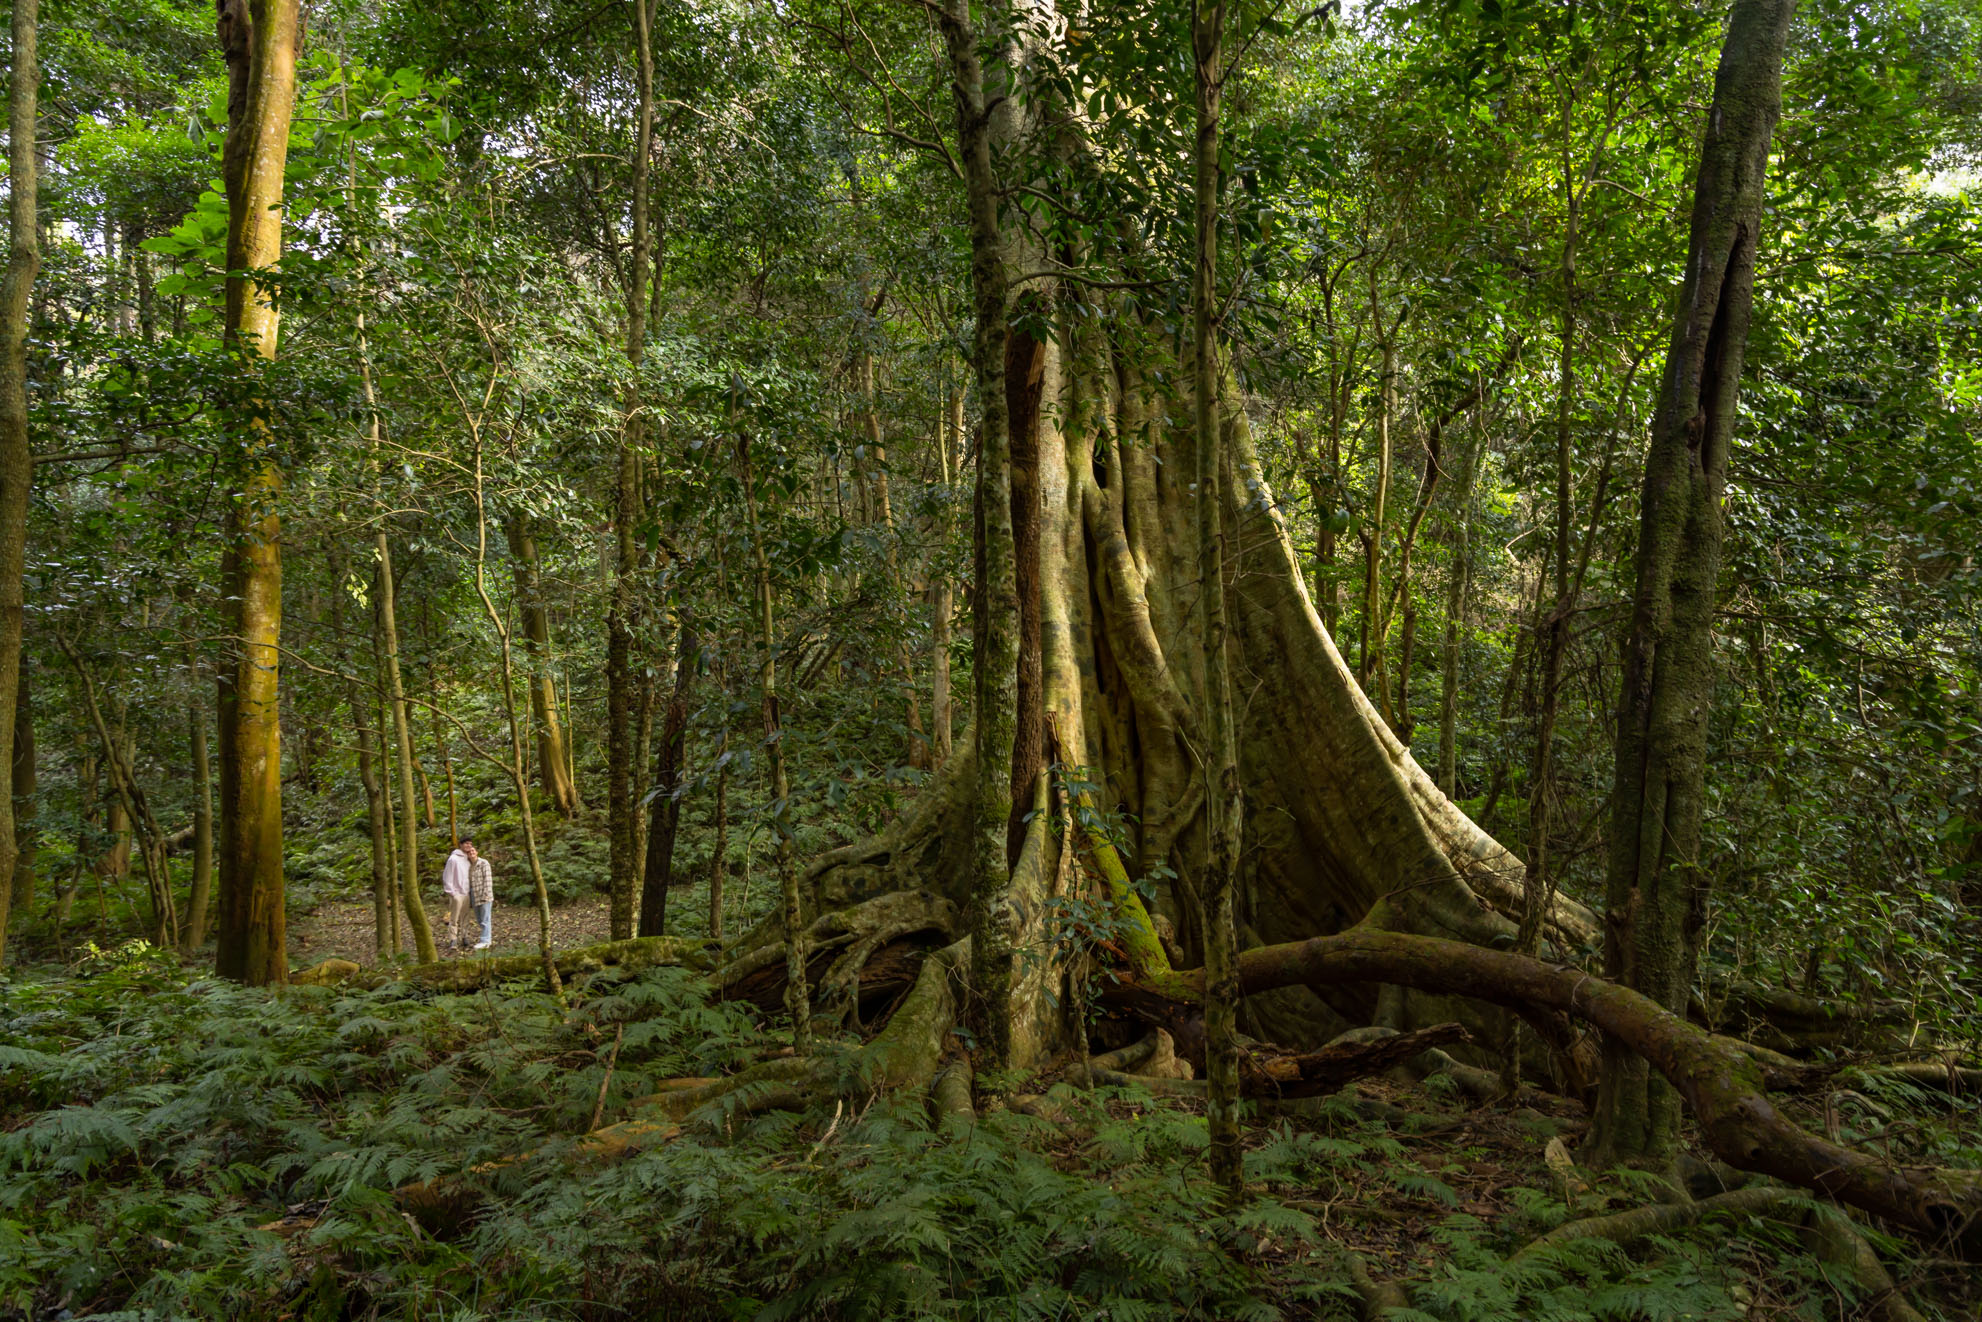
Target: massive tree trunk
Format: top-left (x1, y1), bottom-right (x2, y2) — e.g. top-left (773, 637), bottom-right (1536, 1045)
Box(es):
top-left (213, 0), bottom-right (301, 986)
top-left (783, 0), bottom-right (1592, 1083)
top-left (0, 0), bottom-right (37, 967)
top-left (1589, 0), bottom-right (1795, 1168)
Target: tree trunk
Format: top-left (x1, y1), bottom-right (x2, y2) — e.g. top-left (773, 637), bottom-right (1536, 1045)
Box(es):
top-left (213, 0), bottom-right (301, 986)
top-left (608, 0), bottom-right (659, 941)
top-left (930, 386), bottom-right (961, 767)
top-left (639, 625), bottom-right (696, 938)
top-left (183, 673), bottom-right (214, 952)
top-left (739, 433), bottom-right (808, 1048)
top-left (60, 638), bottom-right (177, 949)
top-left (0, 0), bottom-right (37, 968)
top-left (506, 516), bottom-right (580, 815)
top-left (1520, 116), bottom-right (1582, 962)
top-left (1192, 0), bottom-right (1242, 1198)
top-left (940, 0), bottom-right (1019, 1074)
top-left (376, 541), bottom-right (436, 963)
top-left (1590, 0), bottom-right (1795, 1168)
top-left (709, 717), bottom-right (728, 942)
top-left (330, 555), bottom-right (393, 961)
top-left (1358, 302), bottom-right (1396, 718)
top-left (11, 664), bottom-right (35, 927)
top-left (632, 656), bottom-right (658, 886)
top-left (1437, 423), bottom-right (1481, 799)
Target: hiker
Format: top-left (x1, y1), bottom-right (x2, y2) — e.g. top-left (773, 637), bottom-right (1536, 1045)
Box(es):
top-left (467, 840), bottom-right (495, 951)
top-left (441, 836), bottom-right (476, 950)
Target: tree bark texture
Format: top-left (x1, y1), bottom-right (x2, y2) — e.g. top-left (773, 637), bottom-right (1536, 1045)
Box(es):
top-left (506, 516), bottom-right (580, 815)
top-left (1591, 0), bottom-right (1795, 1168)
top-left (213, 0), bottom-right (300, 986)
top-left (375, 542), bottom-right (436, 963)
top-left (11, 665), bottom-right (36, 926)
top-left (0, 0), bottom-right (36, 968)
top-left (739, 433), bottom-right (809, 1050)
top-left (1191, 0), bottom-right (1242, 1199)
top-left (608, 0), bottom-right (659, 941)
top-left (183, 676), bottom-right (214, 952)
top-left (940, 0), bottom-right (1019, 1074)
top-left (639, 625), bottom-right (696, 938)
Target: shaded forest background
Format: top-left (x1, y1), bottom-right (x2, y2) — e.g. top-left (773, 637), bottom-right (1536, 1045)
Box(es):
top-left (2, 0), bottom-right (1980, 1315)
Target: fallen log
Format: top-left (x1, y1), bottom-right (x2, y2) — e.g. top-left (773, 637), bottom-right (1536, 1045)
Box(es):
top-left (289, 935), bottom-right (716, 991)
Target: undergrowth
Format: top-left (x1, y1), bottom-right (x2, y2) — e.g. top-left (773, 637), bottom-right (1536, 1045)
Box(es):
top-left (0, 945), bottom-right (1951, 1320)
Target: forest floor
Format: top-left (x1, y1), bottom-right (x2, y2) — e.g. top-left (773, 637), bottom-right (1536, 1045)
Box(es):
top-left (287, 891), bottom-right (617, 965)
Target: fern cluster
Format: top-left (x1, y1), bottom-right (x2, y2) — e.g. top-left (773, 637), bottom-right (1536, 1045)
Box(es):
top-left (0, 949), bottom-right (1935, 1319)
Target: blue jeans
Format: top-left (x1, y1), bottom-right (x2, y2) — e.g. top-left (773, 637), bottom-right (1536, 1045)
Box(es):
top-left (475, 902), bottom-right (493, 947)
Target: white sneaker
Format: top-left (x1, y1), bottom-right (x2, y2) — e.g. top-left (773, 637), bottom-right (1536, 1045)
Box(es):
top-left (474, 941), bottom-right (492, 951)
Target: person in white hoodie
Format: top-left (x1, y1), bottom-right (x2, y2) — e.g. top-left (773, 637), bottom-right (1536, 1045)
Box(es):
top-left (441, 837), bottom-right (476, 950)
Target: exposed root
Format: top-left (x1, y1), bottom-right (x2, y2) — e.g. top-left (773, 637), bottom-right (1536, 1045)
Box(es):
top-left (1224, 927), bottom-right (1982, 1253)
top-left (632, 939), bottom-right (973, 1127)
top-left (1515, 1188), bottom-right (1929, 1322)
top-left (719, 889), bottom-right (959, 1015)
top-left (1239, 1022), bottom-right (1470, 1099)
top-left (1805, 1204), bottom-right (1932, 1322)
top-left (932, 1058), bottom-right (975, 1120)
top-left (1344, 1250), bottom-right (1413, 1320)
top-left (1515, 1186), bottom-right (1799, 1259)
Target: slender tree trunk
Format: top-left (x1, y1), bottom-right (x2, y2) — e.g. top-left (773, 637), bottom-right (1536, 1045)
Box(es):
top-left (639, 625), bottom-right (696, 938)
top-left (940, 0), bottom-right (1018, 1073)
top-left (213, 0), bottom-right (301, 985)
top-left (505, 516), bottom-right (579, 815)
top-left (1193, 0), bottom-right (1242, 1200)
top-left (330, 556), bottom-right (392, 960)
top-left (930, 386), bottom-right (961, 766)
top-left (632, 660), bottom-right (656, 884)
top-left (608, 0), bottom-right (659, 940)
top-left (374, 599), bottom-right (404, 956)
top-left (739, 432), bottom-right (808, 1049)
top-left (61, 639), bottom-right (177, 948)
top-left (0, 0), bottom-right (36, 967)
top-left (1590, 0), bottom-right (1794, 1168)
top-left (60, 752), bottom-right (96, 931)
top-left (376, 540), bottom-right (436, 962)
top-left (183, 674), bottom-right (215, 953)
top-left (710, 714), bottom-right (729, 942)
top-left (1438, 423), bottom-right (1482, 799)
top-left (1520, 110), bottom-right (1583, 966)
top-left (1359, 299), bottom-right (1396, 714)
top-left (11, 665), bottom-right (35, 926)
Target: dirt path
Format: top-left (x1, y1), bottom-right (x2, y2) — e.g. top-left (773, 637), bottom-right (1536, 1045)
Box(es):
top-left (289, 892), bottom-right (618, 967)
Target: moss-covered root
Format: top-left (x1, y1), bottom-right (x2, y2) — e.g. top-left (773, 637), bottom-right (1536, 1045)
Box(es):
top-left (931, 1058), bottom-right (974, 1120)
top-left (1515, 1186), bottom-right (1797, 1260)
top-left (1238, 927), bottom-right (1982, 1255)
top-left (1804, 1205), bottom-right (1931, 1322)
top-left (1517, 1189), bottom-right (1927, 1322)
top-left (629, 939), bottom-right (973, 1125)
top-left (1344, 1251), bottom-right (1412, 1321)
top-left (289, 935), bottom-right (716, 991)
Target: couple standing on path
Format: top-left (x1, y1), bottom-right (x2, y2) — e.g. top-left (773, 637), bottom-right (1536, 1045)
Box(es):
top-left (442, 837), bottom-right (496, 952)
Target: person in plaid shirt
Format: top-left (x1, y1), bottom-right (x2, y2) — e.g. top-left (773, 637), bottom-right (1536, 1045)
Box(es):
top-left (465, 839), bottom-right (495, 951)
